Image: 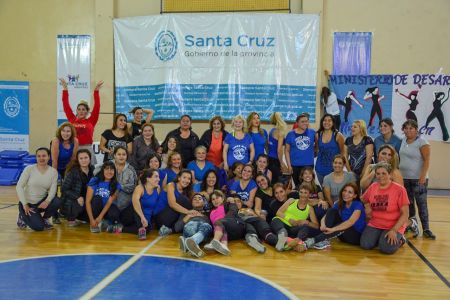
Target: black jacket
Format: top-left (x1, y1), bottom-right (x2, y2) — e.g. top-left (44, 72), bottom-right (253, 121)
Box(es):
top-left (61, 166), bottom-right (94, 202)
top-left (199, 129), bottom-right (229, 151)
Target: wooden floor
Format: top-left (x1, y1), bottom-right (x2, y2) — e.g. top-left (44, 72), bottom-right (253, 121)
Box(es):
top-left (1, 186), bottom-right (449, 299)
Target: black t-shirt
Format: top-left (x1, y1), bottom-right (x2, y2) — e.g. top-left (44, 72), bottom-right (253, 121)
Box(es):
top-left (255, 189), bottom-right (274, 213)
top-left (131, 121), bottom-right (143, 139)
top-left (101, 129), bottom-right (133, 162)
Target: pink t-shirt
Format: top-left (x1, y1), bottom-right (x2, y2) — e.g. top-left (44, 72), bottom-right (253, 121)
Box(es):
top-left (362, 182), bottom-right (409, 234)
top-left (210, 205), bottom-right (226, 225)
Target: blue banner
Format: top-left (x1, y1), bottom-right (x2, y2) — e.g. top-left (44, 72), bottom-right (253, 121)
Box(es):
top-left (0, 81), bottom-right (29, 151)
top-left (329, 75), bottom-right (393, 136)
top-left (333, 32), bottom-right (372, 75)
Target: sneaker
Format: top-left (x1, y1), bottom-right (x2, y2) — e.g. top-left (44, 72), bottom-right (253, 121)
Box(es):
top-left (138, 227), bottom-right (147, 240)
top-left (211, 240), bottom-right (231, 256)
top-left (245, 234), bottom-right (266, 254)
top-left (158, 225), bottom-right (173, 236)
top-left (313, 240), bottom-right (331, 250)
top-left (90, 225), bottom-right (100, 233)
top-left (423, 229), bottom-right (436, 240)
top-left (399, 235), bottom-right (407, 247)
top-left (185, 237), bottom-right (205, 258)
top-left (114, 224), bottom-right (123, 234)
top-left (43, 219), bottom-right (54, 230)
top-left (67, 220), bottom-right (80, 227)
top-left (179, 236), bottom-right (187, 253)
top-left (99, 220), bottom-right (109, 232)
top-left (52, 215), bottom-right (61, 225)
top-left (203, 242), bottom-right (215, 252)
top-left (410, 218), bottom-right (420, 238)
top-left (304, 238), bottom-right (315, 249)
top-left (275, 231), bottom-right (288, 252)
top-left (17, 214), bottom-right (27, 229)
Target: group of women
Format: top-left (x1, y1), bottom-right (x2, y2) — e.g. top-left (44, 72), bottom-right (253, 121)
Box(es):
top-left (15, 83), bottom-right (436, 258)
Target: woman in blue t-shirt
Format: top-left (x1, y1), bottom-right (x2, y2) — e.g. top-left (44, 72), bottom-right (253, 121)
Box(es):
top-left (285, 113), bottom-right (316, 188)
top-left (230, 164), bottom-right (258, 208)
top-left (187, 145), bottom-right (215, 184)
top-left (246, 112), bottom-right (268, 161)
top-left (295, 182), bottom-right (366, 251)
top-left (85, 161), bottom-right (121, 233)
top-left (223, 115), bottom-right (255, 171)
top-left (146, 153), bottom-right (168, 190)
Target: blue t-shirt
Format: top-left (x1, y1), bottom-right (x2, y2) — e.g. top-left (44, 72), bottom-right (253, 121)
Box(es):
top-left (187, 160), bottom-right (215, 182)
top-left (374, 134), bottom-right (402, 160)
top-left (250, 129), bottom-right (268, 160)
top-left (164, 168), bottom-right (178, 184)
top-left (224, 133), bottom-right (254, 167)
top-left (285, 128), bottom-right (315, 167)
top-left (158, 169), bottom-right (167, 188)
top-left (88, 178), bottom-right (122, 206)
top-left (332, 200), bottom-right (367, 233)
top-left (230, 179), bottom-right (257, 203)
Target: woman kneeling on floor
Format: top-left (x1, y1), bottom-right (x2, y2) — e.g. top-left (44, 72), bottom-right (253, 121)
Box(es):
top-left (16, 147), bottom-right (61, 231)
top-left (360, 162), bottom-right (409, 254)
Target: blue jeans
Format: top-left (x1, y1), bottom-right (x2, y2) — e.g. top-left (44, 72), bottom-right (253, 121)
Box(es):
top-left (404, 179), bottom-right (430, 230)
top-left (183, 220), bottom-right (212, 245)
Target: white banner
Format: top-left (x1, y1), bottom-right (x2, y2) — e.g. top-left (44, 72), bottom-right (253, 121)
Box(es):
top-left (393, 73), bottom-right (450, 142)
top-left (57, 35), bottom-right (91, 124)
top-left (113, 14), bottom-right (319, 121)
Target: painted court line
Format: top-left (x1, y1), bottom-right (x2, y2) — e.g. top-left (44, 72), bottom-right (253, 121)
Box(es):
top-left (145, 254), bottom-right (300, 300)
top-left (406, 239), bottom-right (450, 288)
top-left (79, 236), bottom-right (163, 300)
top-left (0, 204), bottom-right (16, 210)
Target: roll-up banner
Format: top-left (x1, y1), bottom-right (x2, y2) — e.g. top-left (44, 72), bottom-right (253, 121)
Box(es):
top-left (57, 35), bottom-right (91, 125)
top-left (0, 81), bottom-right (29, 151)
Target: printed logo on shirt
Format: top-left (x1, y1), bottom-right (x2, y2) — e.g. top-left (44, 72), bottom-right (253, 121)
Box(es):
top-left (371, 194), bottom-right (389, 211)
top-left (96, 187), bottom-right (111, 199)
top-left (295, 135), bottom-right (310, 150)
top-left (237, 191), bottom-right (250, 202)
top-left (232, 145), bottom-right (246, 160)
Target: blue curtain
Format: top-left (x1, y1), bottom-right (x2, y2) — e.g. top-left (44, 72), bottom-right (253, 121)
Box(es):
top-left (333, 32), bottom-right (372, 75)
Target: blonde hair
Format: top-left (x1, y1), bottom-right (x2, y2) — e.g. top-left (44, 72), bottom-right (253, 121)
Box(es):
top-left (378, 144), bottom-right (399, 170)
top-left (231, 115), bottom-right (246, 132)
top-left (353, 119), bottom-right (368, 137)
top-left (270, 112), bottom-right (287, 136)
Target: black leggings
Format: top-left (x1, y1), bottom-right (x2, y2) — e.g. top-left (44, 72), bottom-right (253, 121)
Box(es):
top-left (268, 157), bottom-right (281, 184)
top-left (64, 197), bottom-right (88, 222)
top-left (270, 218), bottom-right (321, 240)
top-left (214, 217), bottom-right (246, 241)
top-left (90, 195), bottom-right (120, 224)
top-left (369, 103), bottom-right (382, 126)
top-left (310, 208), bottom-right (362, 245)
top-left (245, 216), bottom-right (277, 246)
top-left (19, 197), bottom-right (61, 231)
top-left (155, 195), bottom-right (192, 230)
top-left (426, 108), bottom-right (449, 141)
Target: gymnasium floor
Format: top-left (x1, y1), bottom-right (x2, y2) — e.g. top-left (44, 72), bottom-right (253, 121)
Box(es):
top-left (0, 186), bottom-right (449, 299)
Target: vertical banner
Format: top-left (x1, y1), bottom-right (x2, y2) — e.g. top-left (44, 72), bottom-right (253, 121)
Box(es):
top-left (113, 14), bottom-right (319, 122)
top-left (57, 35), bottom-right (91, 125)
top-left (333, 32), bottom-right (372, 75)
top-left (0, 81), bottom-right (29, 151)
top-left (393, 73), bottom-right (450, 142)
top-left (329, 75), bottom-right (393, 136)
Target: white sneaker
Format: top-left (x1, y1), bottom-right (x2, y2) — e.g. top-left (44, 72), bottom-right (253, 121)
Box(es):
top-left (185, 237), bottom-right (205, 258)
top-left (211, 240), bottom-right (231, 255)
top-left (204, 242), bottom-right (215, 252)
top-left (245, 234), bottom-right (266, 253)
top-left (275, 231), bottom-right (288, 251)
top-left (179, 236), bottom-right (187, 253)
